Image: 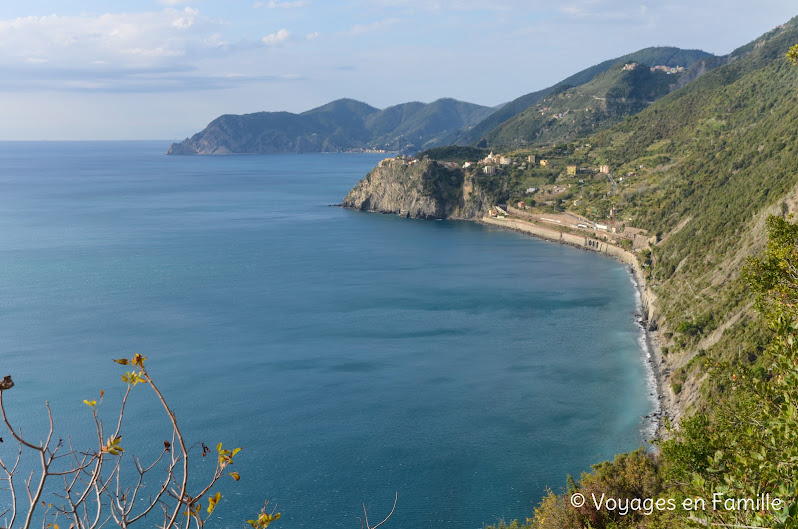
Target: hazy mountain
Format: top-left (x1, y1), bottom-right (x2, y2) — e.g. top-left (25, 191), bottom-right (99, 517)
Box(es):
top-left (166, 98), bottom-right (494, 155)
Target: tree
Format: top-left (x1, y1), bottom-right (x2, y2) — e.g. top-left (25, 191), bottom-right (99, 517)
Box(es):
top-left (788, 44), bottom-right (798, 66)
top-left (0, 354), bottom-right (280, 529)
top-left (659, 216), bottom-right (798, 528)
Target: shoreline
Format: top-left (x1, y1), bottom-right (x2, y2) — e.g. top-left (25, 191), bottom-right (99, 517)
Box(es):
top-left (479, 216), bottom-right (677, 440)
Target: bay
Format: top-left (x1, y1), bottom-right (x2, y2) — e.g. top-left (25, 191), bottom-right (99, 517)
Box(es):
top-left (0, 141), bottom-right (654, 528)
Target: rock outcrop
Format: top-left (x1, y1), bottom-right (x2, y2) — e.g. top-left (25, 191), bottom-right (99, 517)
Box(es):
top-left (342, 158), bottom-right (492, 220)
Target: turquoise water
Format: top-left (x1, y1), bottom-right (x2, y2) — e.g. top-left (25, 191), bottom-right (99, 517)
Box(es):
top-left (0, 142), bottom-right (654, 528)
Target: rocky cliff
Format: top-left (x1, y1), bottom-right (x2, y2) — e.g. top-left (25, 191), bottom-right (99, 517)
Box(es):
top-left (341, 158), bottom-right (493, 220)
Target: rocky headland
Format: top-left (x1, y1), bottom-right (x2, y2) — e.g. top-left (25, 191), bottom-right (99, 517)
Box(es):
top-left (342, 157), bottom-right (493, 220)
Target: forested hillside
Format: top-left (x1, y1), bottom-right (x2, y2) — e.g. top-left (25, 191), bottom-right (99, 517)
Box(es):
top-left (483, 62), bottom-right (688, 148)
top-left (456, 47), bottom-right (714, 147)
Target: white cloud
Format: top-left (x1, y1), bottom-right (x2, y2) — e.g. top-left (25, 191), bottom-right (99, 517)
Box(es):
top-left (348, 18), bottom-right (401, 35)
top-left (306, 32), bottom-right (320, 40)
top-left (0, 8), bottom-right (295, 92)
top-left (253, 1), bottom-right (309, 8)
top-left (262, 28), bottom-right (292, 45)
top-left (172, 7), bottom-right (200, 29)
top-left (361, 0), bottom-right (521, 11)
top-left (556, 1), bottom-right (662, 22)
top-left (0, 8), bottom-right (213, 70)
top-left (560, 6), bottom-right (587, 16)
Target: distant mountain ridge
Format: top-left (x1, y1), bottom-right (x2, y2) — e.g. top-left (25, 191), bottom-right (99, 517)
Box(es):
top-left (168, 47), bottom-right (715, 156)
top-left (166, 98), bottom-right (496, 155)
top-left (459, 46), bottom-right (716, 148)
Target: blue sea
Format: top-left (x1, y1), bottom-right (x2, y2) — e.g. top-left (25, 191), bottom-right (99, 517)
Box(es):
top-left (0, 141), bottom-right (654, 528)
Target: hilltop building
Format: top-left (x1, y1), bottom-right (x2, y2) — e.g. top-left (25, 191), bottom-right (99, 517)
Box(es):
top-left (481, 152), bottom-right (501, 165)
top-left (650, 65), bottom-right (685, 74)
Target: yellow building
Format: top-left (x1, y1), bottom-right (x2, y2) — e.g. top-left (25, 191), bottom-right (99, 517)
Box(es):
top-left (567, 165), bottom-right (577, 176)
top-left (540, 159), bottom-right (549, 167)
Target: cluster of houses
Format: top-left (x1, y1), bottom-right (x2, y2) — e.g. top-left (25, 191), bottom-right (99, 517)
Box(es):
top-left (380, 153), bottom-right (622, 185)
top-left (459, 152), bottom-right (618, 181)
top-left (650, 65), bottom-right (685, 74)
top-left (621, 62), bottom-right (685, 75)
top-left (378, 155), bottom-right (421, 168)
top-left (480, 152), bottom-right (512, 165)
top-left (477, 152), bottom-right (517, 175)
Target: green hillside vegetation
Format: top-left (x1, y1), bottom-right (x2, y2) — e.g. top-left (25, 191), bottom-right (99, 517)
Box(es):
top-left (471, 17), bottom-right (798, 529)
top-left (483, 63), bottom-right (694, 149)
top-left (456, 47), bottom-right (714, 146)
top-left (368, 98), bottom-right (496, 151)
top-left (356, 17), bottom-right (798, 529)
top-left (586, 19), bottom-right (798, 388)
top-left (452, 18), bottom-right (798, 395)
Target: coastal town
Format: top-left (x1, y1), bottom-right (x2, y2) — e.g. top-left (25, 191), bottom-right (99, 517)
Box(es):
top-left (379, 145), bottom-right (655, 258)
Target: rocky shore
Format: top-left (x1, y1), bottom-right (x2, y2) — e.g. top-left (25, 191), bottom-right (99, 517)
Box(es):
top-left (480, 216), bottom-right (677, 439)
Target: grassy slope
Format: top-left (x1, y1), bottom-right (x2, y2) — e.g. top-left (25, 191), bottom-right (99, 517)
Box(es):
top-left (484, 65), bottom-right (683, 148)
top-left (457, 47), bottom-right (714, 146)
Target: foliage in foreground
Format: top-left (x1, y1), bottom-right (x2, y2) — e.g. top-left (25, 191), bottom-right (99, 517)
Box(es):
top-left (0, 354), bottom-right (279, 529)
top-left (649, 216), bottom-right (798, 529)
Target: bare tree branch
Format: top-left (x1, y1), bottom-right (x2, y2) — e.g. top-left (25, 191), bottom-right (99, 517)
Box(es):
top-left (0, 357), bottom-right (275, 529)
top-left (360, 493), bottom-right (397, 529)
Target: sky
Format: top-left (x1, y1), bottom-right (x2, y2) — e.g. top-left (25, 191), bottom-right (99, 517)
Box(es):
top-left (0, 1), bottom-right (796, 140)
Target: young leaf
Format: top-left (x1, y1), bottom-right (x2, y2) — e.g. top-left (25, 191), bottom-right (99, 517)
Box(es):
top-left (207, 492), bottom-right (221, 514)
top-left (131, 354), bottom-right (147, 367)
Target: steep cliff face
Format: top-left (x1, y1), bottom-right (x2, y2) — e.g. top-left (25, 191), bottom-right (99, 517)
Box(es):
top-left (341, 158), bottom-right (492, 220)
